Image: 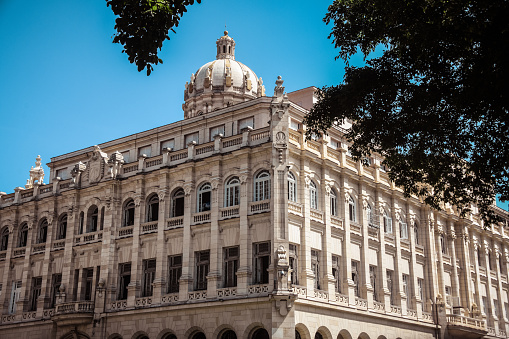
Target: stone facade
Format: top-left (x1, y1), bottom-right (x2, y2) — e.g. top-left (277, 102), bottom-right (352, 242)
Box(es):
top-left (0, 33), bottom-right (508, 339)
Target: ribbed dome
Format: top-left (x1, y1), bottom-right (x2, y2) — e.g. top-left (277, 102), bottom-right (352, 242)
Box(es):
top-left (183, 31), bottom-right (265, 119)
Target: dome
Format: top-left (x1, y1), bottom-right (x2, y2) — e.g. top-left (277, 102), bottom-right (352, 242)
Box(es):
top-left (183, 31), bottom-right (265, 119)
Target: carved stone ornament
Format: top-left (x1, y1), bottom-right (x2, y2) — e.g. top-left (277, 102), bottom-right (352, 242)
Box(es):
top-left (8, 225), bottom-right (14, 234)
top-left (47, 214), bottom-right (54, 225)
top-left (25, 155), bottom-right (45, 189)
top-left (183, 183), bottom-right (194, 196)
top-left (87, 145), bottom-right (108, 184)
top-left (240, 174), bottom-right (248, 185)
top-left (325, 183), bottom-right (331, 196)
top-left (134, 195), bottom-right (143, 207)
top-left (277, 245), bottom-right (287, 265)
top-left (275, 131), bottom-right (287, 146)
top-left (304, 175), bottom-right (311, 188)
top-left (211, 178), bottom-right (220, 191)
top-left (274, 75), bottom-right (285, 98)
top-left (378, 203), bottom-right (386, 215)
top-left (158, 189), bottom-right (167, 202)
top-left (27, 221), bottom-right (33, 230)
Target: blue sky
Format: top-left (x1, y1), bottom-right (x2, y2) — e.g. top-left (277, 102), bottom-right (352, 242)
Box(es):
top-left (0, 1), bottom-right (507, 211)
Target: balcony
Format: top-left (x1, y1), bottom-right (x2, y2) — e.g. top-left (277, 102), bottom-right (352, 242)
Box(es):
top-left (288, 201), bottom-right (303, 216)
top-left (141, 221), bottom-right (158, 234)
top-left (118, 226), bottom-right (134, 238)
top-left (220, 206), bottom-right (240, 219)
top-left (52, 301), bottom-right (94, 326)
top-left (446, 314), bottom-right (487, 339)
top-left (166, 216), bottom-right (184, 229)
top-left (75, 230), bottom-right (103, 245)
top-left (249, 200), bottom-right (270, 214)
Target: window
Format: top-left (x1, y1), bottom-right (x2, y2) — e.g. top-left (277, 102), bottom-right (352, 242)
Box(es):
top-left (418, 278), bottom-right (425, 311)
top-left (414, 222), bottom-right (420, 245)
top-left (171, 188), bottom-right (185, 217)
top-left (118, 263), bottom-right (131, 300)
top-left (87, 206), bottom-right (98, 233)
top-left (366, 203), bottom-right (375, 227)
top-left (38, 219), bottom-right (48, 243)
top-left (315, 333), bottom-right (323, 339)
top-left (330, 189), bottom-right (338, 216)
top-left (440, 234), bottom-right (447, 254)
top-left (309, 181), bottom-right (318, 209)
top-left (494, 299), bottom-right (500, 318)
top-left (348, 195), bottom-right (356, 222)
top-left (168, 255), bottom-right (182, 293)
top-left (387, 269), bottom-right (394, 305)
top-left (290, 119), bottom-right (300, 131)
top-left (83, 268), bottom-right (94, 301)
top-left (9, 281), bottom-right (21, 314)
top-left (1, 227), bottom-right (9, 251)
top-left (288, 172), bottom-right (297, 202)
top-left (311, 250), bottom-right (320, 290)
top-left (238, 116), bottom-right (254, 133)
top-left (289, 244), bottom-right (298, 285)
top-left (185, 132), bottom-right (199, 146)
top-left (254, 242), bottom-right (270, 284)
top-left (56, 168), bottom-right (69, 180)
top-left (225, 177), bottom-right (240, 207)
top-left (57, 214), bottom-right (67, 240)
top-left (329, 138), bottom-right (339, 150)
top-left (198, 183), bottom-right (212, 212)
top-left (210, 125), bottom-right (225, 141)
top-left (18, 223), bottom-right (28, 247)
top-left (400, 220), bottom-right (408, 239)
top-left (500, 255), bottom-right (504, 274)
top-left (488, 252), bottom-right (492, 271)
top-left (121, 151), bottom-right (130, 163)
top-left (51, 274), bottom-right (62, 308)
top-left (221, 330), bottom-right (237, 339)
top-left (403, 274), bottom-right (411, 308)
top-left (138, 145), bottom-right (152, 158)
top-left (195, 251), bottom-right (210, 290)
top-left (505, 302), bottom-right (509, 320)
top-left (78, 212), bottom-right (84, 234)
top-left (160, 139), bottom-right (175, 152)
top-left (224, 247), bottom-right (239, 287)
top-left (482, 296), bottom-right (488, 315)
top-left (370, 265), bottom-right (378, 301)
top-left (332, 255), bottom-right (341, 293)
top-left (383, 211), bottom-right (393, 234)
top-left (352, 260), bottom-right (360, 297)
top-left (123, 199), bottom-right (135, 227)
top-left (30, 277), bottom-right (42, 311)
top-left (142, 259), bottom-right (156, 297)
top-left (477, 247), bottom-right (483, 267)
top-left (254, 171), bottom-right (271, 201)
top-left (146, 194), bottom-right (159, 222)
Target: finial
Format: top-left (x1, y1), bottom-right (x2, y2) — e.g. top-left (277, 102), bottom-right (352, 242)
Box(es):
top-left (224, 30), bottom-right (228, 36)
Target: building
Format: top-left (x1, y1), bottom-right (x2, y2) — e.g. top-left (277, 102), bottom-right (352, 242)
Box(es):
top-left (0, 32), bottom-right (508, 339)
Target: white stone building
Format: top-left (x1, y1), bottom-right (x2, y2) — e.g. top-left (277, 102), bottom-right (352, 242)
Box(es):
top-left (0, 32), bottom-right (508, 339)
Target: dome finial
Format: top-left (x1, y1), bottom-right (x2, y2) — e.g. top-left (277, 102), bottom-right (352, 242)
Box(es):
top-left (216, 31), bottom-right (235, 60)
top-left (224, 30), bottom-right (228, 36)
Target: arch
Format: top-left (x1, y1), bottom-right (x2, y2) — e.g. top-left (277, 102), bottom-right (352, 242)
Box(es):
top-left (338, 330), bottom-right (353, 339)
top-left (288, 171), bottom-right (297, 202)
top-left (254, 170), bottom-right (271, 202)
top-left (220, 329), bottom-right (237, 339)
top-left (243, 323), bottom-right (266, 339)
top-left (357, 332), bottom-right (370, 339)
top-left (0, 226), bottom-right (9, 251)
top-left (86, 205), bottom-right (99, 233)
top-left (123, 198), bottom-right (135, 227)
top-left (18, 222), bottom-right (28, 247)
top-left (224, 176), bottom-right (240, 207)
top-left (413, 219), bottom-right (420, 245)
top-left (108, 335), bottom-right (123, 339)
top-left (185, 326), bottom-right (207, 339)
top-left (295, 323), bottom-right (311, 339)
top-left (251, 328), bottom-right (269, 339)
top-left (132, 331), bottom-right (150, 339)
top-left (316, 326), bottom-right (332, 339)
top-left (376, 336), bottom-right (387, 339)
top-left (60, 330), bottom-right (91, 339)
top-left (171, 187), bottom-right (185, 217)
top-left (309, 180), bottom-right (318, 209)
top-left (56, 213), bottom-right (67, 240)
top-left (197, 182), bottom-right (212, 212)
top-left (146, 193), bottom-right (160, 222)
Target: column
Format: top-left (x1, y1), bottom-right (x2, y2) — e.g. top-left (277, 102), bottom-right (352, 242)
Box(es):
top-left (340, 177), bottom-right (356, 306)
top-left (152, 187), bottom-right (169, 302)
top-left (179, 180), bottom-right (195, 302)
top-left (494, 244), bottom-right (505, 334)
top-left (359, 189), bottom-right (374, 308)
top-left (17, 219), bottom-right (35, 313)
top-left (206, 174), bottom-right (221, 299)
top-left (448, 222), bottom-right (460, 312)
top-left (127, 189), bottom-right (144, 306)
top-left (408, 213), bottom-right (422, 317)
top-left (37, 213), bottom-right (55, 314)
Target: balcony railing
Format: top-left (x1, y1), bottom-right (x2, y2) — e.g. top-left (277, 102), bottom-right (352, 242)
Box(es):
top-left (118, 226), bottom-right (134, 238)
top-left (141, 221), bottom-right (158, 234)
top-left (288, 201), bottom-right (303, 216)
top-left (330, 215), bottom-right (343, 228)
top-left (220, 206), bottom-right (240, 219)
top-left (249, 200), bottom-right (270, 214)
top-left (193, 211), bottom-right (211, 224)
top-left (0, 250), bottom-right (6, 260)
top-left (217, 287), bottom-right (237, 298)
top-left (32, 244), bottom-right (46, 254)
top-left (55, 301), bottom-right (94, 314)
top-left (166, 216), bottom-right (184, 229)
top-left (53, 240), bottom-right (66, 250)
top-left (310, 209), bottom-right (323, 222)
top-left (75, 231), bottom-right (103, 245)
top-left (446, 314), bottom-right (486, 330)
top-left (13, 248), bottom-right (26, 257)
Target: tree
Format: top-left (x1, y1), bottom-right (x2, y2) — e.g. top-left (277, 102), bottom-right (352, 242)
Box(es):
top-left (107, 0), bottom-right (200, 75)
top-left (304, 0), bottom-right (509, 224)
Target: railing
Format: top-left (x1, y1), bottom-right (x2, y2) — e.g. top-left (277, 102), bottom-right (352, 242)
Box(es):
top-left (288, 201), bottom-right (303, 216)
top-left (161, 293), bottom-right (179, 304)
top-left (55, 301), bottom-right (94, 314)
top-left (479, 266), bottom-right (487, 276)
top-left (141, 221), bottom-right (158, 234)
top-left (446, 314), bottom-right (486, 330)
top-left (1, 314), bottom-right (16, 323)
top-left (196, 144), bottom-right (214, 155)
top-left (290, 285), bottom-right (307, 298)
top-left (59, 181), bottom-right (71, 189)
top-left (32, 244), bottom-right (46, 253)
top-left (442, 255), bottom-right (452, 265)
top-left (2, 194), bottom-right (15, 203)
top-left (217, 287), bottom-right (237, 298)
top-left (39, 186), bottom-right (52, 194)
top-left (43, 308), bottom-right (55, 318)
top-left (21, 311), bottom-right (37, 320)
top-left (75, 231), bottom-right (103, 245)
top-left (289, 130), bottom-right (301, 144)
top-left (123, 164), bottom-right (139, 173)
top-left (170, 150), bottom-right (187, 162)
top-left (53, 240), bottom-right (66, 250)
top-left (222, 136), bottom-right (242, 148)
top-left (220, 206), bottom-right (240, 219)
top-left (310, 209), bottom-right (323, 222)
top-left (307, 140), bottom-right (321, 153)
top-left (314, 289), bottom-right (328, 300)
top-left (335, 293), bottom-right (349, 305)
top-left (401, 239), bottom-right (410, 251)
top-left (118, 226), bottom-right (134, 238)
top-left (373, 300), bottom-right (385, 311)
top-left (250, 200), bottom-right (270, 214)
top-left (193, 211), bottom-right (211, 224)
top-left (390, 305), bottom-right (402, 314)
top-left (166, 216), bottom-right (184, 229)
top-left (145, 156), bottom-right (163, 168)
top-left (135, 296), bottom-right (152, 307)
top-left (501, 274), bottom-right (508, 284)
top-left (350, 223), bottom-right (362, 233)
top-left (247, 284), bottom-right (270, 295)
top-left (330, 215), bottom-right (343, 228)
top-left (0, 250), bottom-right (6, 260)
top-left (499, 329), bottom-right (506, 337)
top-left (422, 312), bottom-right (433, 322)
top-left (188, 290), bottom-right (207, 300)
top-left (415, 244), bottom-right (425, 256)
top-left (13, 248), bottom-right (26, 257)
top-left (109, 300), bottom-right (127, 310)
top-left (355, 297), bottom-right (368, 309)
top-left (407, 308), bottom-right (418, 318)
top-left (250, 129), bottom-right (270, 142)
top-left (21, 190), bottom-right (33, 199)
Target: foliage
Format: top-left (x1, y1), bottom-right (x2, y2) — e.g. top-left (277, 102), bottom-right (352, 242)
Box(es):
top-left (107, 0), bottom-right (200, 75)
top-left (304, 0), bottom-right (509, 224)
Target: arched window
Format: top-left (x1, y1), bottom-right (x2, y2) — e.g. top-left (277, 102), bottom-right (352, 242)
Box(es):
top-left (383, 210), bottom-right (392, 233)
top-left (192, 332), bottom-right (206, 339)
top-left (309, 181), bottom-right (318, 209)
top-left (87, 206), bottom-right (98, 233)
top-left (399, 219), bottom-right (408, 239)
top-left (295, 330), bottom-right (302, 339)
top-left (225, 177), bottom-right (240, 207)
top-left (348, 195), bottom-right (356, 222)
top-left (198, 183), bottom-right (211, 212)
top-left (38, 219), bottom-right (48, 243)
top-left (162, 334), bottom-right (177, 339)
top-left (123, 199), bottom-right (135, 227)
top-left (288, 172), bottom-right (297, 202)
top-left (315, 333), bottom-right (324, 339)
top-left (252, 328), bottom-right (269, 339)
top-left (1, 227), bottom-right (9, 251)
top-left (330, 189), bottom-right (337, 216)
top-left (366, 203), bottom-right (373, 226)
top-left (78, 211), bottom-right (84, 234)
top-left (223, 45), bottom-right (226, 53)
top-left (440, 234), bottom-right (447, 254)
top-left (221, 330), bottom-right (237, 339)
top-left (172, 188), bottom-right (185, 217)
top-left (57, 214), bottom-right (67, 240)
top-left (146, 194), bottom-right (159, 222)
top-left (414, 222), bottom-right (419, 244)
top-left (18, 223), bottom-right (28, 247)
top-left (100, 207), bottom-right (105, 230)
top-left (254, 171), bottom-right (270, 201)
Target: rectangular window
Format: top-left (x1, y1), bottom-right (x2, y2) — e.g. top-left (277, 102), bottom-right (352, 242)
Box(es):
top-left (185, 132), bottom-right (199, 146)
top-left (160, 139), bottom-right (175, 153)
top-left (387, 269), bottom-right (394, 305)
top-left (505, 302), bottom-right (509, 320)
top-left (83, 268), bottom-right (94, 301)
top-left (418, 278), bottom-right (424, 311)
top-left (482, 296), bottom-right (488, 314)
top-left (352, 260), bottom-right (360, 297)
top-left (400, 221), bottom-right (408, 239)
top-left (56, 168), bottom-right (68, 180)
top-left (224, 247), bottom-right (239, 287)
top-left (254, 242), bottom-right (270, 284)
top-left (138, 145), bottom-right (152, 158)
top-left (9, 281), bottom-right (21, 314)
top-left (210, 125), bottom-right (225, 141)
top-left (142, 259), bottom-right (156, 297)
top-left (403, 274), bottom-right (410, 308)
top-left (238, 117), bottom-right (254, 133)
top-left (311, 249), bottom-right (320, 290)
top-left (332, 255), bottom-right (341, 293)
top-left (118, 263), bottom-right (131, 300)
top-left (30, 277), bottom-right (42, 311)
top-left (289, 244), bottom-right (298, 285)
top-left (290, 119), bottom-right (300, 131)
top-left (195, 251), bottom-right (210, 290)
top-left (384, 214), bottom-right (393, 234)
top-left (445, 286), bottom-right (452, 306)
top-left (121, 151), bottom-right (130, 163)
top-left (168, 255), bottom-right (182, 293)
top-left (51, 274), bottom-right (62, 308)
top-left (494, 299), bottom-right (500, 318)
top-left (370, 265), bottom-right (377, 301)
top-left (329, 138), bottom-right (339, 150)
